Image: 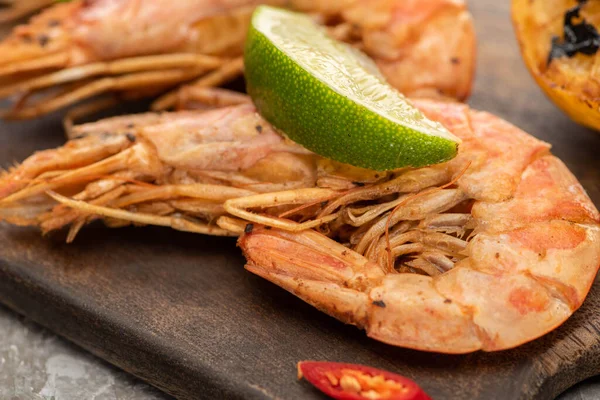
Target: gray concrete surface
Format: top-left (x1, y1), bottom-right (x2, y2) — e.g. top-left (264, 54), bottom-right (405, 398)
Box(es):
top-left (1, 303), bottom-right (599, 399)
top-left (0, 305), bottom-right (170, 400)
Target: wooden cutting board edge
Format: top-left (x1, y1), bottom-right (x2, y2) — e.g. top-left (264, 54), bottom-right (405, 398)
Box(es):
top-left (1, 1), bottom-right (600, 399)
top-left (3, 246), bottom-right (600, 400)
top-left (0, 253), bottom-right (264, 400)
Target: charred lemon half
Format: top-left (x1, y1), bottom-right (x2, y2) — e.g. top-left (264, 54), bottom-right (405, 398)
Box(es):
top-left (512, 0), bottom-right (600, 130)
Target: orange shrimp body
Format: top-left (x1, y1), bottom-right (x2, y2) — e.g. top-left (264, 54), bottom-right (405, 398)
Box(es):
top-left (236, 99), bottom-right (600, 353)
top-left (0, 96), bottom-right (597, 353)
top-left (0, 0), bottom-right (475, 119)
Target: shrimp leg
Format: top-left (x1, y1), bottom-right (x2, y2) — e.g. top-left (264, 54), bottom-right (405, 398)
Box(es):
top-left (224, 188), bottom-right (340, 231)
top-left (5, 67), bottom-right (210, 120)
top-left (0, 0), bottom-right (52, 23)
top-left (48, 191), bottom-right (236, 237)
top-left (0, 103), bottom-right (314, 239)
top-left (151, 58), bottom-right (245, 111)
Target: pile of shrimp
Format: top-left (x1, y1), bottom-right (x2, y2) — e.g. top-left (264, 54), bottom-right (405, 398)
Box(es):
top-left (0, 1), bottom-right (598, 356)
top-left (0, 93), bottom-right (477, 269)
top-left (0, 0), bottom-right (475, 119)
top-left (0, 94), bottom-right (599, 353)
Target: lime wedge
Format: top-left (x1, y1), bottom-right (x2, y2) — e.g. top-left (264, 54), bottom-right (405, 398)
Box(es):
top-left (244, 6), bottom-right (460, 171)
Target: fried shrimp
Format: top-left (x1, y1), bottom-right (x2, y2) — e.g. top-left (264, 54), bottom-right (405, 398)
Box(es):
top-left (236, 99), bottom-right (600, 353)
top-left (1, 96), bottom-right (597, 353)
top-left (0, 0), bottom-right (475, 119)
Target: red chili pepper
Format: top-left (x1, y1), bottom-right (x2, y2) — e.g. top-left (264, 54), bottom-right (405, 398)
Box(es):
top-left (298, 361), bottom-right (431, 400)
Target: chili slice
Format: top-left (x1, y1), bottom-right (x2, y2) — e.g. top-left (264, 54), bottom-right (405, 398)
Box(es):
top-left (298, 361), bottom-right (432, 400)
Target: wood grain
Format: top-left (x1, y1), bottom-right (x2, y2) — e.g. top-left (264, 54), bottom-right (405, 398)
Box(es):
top-left (0, 1), bottom-right (599, 399)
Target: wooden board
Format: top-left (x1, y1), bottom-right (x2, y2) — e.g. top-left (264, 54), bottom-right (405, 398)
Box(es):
top-left (1, 1), bottom-right (600, 399)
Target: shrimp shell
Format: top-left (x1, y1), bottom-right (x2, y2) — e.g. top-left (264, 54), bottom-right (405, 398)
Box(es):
top-left (0, 0), bottom-right (475, 119)
top-left (0, 98), bottom-right (316, 240)
top-left (237, 99), bottom-right (600, 353)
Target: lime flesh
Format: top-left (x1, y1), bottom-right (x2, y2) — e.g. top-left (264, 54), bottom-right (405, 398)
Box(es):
top-left (244, 6), bottom-right (460, 171)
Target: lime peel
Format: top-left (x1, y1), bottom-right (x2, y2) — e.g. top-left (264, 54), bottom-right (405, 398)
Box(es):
top-left (245, 6), bottom-right (460, 171)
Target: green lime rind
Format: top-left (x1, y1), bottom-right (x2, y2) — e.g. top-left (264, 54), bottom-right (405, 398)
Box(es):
top-left (245, 6), bottom-right (459, 171)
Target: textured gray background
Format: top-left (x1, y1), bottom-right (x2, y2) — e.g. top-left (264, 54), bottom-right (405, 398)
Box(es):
top-left (0, 305), bottom-right (170, 400)
top-left (1, 301), bottom-right (600, 400)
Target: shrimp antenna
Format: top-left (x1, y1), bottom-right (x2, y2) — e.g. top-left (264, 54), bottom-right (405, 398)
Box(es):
top-left (277, 190), bottom-right (351, 219)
